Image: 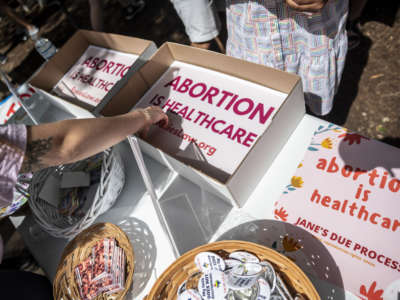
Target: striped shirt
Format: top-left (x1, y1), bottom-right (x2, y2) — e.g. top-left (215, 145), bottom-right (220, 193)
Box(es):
top-left (0, 124), bottom-right (27, 216)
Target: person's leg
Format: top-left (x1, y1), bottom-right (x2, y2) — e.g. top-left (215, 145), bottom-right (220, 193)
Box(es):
top-left (172, 0), bottom-right (224, 52)
top-left (0, 270), bottom-right (53, 299)
top-left (118, 0), bottom-right (145, 21)
top-left (347, 0), bottom-right (368, 50)
top-left (349, 0), bottom-right (367, 22)
top-left (88, 0), bottom-right (104, 31)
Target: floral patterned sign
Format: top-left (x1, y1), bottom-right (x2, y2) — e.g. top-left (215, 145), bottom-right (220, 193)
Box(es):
top-left (275, 124), bottom-right (400, 299)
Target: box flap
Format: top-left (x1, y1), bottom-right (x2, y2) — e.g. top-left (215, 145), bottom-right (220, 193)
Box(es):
top-left (139, 43), bottom-right (174, 87)
top-left (29, 30), bottom-right (155, 113)
top-left (227, 81), bottom-right (305, 206)
top-left (99, 71), bottom-right (149, 116)
top-left (166, 42), bottom-right (300, 94)
top-left (81, 30), bottom-right (152, 54)
top-left (30, 31), bottom-right (89, 91)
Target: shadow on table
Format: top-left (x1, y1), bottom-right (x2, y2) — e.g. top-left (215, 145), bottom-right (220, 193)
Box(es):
top-left (96, 212), bottom-right (157, 298)
top-left (217, 219), bottom-right (345, 299)
top-left (159, 175), bottom-right (232, 255)
top-left (337, 133), bottom-right (400, 177)
top-left (316, 33), bottom-right (372, 126)
top-left (106, 141), bottom-right (174, 217)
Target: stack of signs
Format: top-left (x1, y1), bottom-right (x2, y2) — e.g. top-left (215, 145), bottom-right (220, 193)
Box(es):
top-left (53, 45), bottom-right (139, 107)
top-left (75, 238), bottom-right (126, 300)
top-left (133, 61), bottom-right (287, 182)
top-left (274, 124), bottom-right (400, 298)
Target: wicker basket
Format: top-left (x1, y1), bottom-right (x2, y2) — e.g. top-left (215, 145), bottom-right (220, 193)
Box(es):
top-left (28, 148), bottom-right (125, 239)
top-left (146, 240), bottom-right (320, 300)
top-left (53, 222), bottom-right (134, 300)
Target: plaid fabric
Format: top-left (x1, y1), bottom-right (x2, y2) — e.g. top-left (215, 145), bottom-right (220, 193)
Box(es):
top-left (0, 124), bottom-right (26, 213)
top-left (226, 0), bottom-right (348, 115)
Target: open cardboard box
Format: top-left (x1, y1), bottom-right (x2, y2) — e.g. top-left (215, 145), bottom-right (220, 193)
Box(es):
top-left (28, 29), bottom-right (157, 118)
top-left (104, 42), bottom-right (306, 208)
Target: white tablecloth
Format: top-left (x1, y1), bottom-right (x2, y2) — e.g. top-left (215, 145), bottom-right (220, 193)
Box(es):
top-left (11, 114), bottom-right (359, 299)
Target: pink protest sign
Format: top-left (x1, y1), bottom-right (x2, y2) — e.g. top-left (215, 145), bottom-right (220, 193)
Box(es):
top-left (54, 45), bottom-right (138, 107)
top-left (275, 124), bottom-right (400, 299)
top-left (134, 61), bottom-right (287, 178)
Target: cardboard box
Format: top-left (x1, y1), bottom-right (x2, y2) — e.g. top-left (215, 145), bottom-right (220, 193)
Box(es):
top-left (53, 45), bottom-right (141, 107)
top-left (28, 30), bottom-right (157, 117)
top-left (133, 60), bottom-right (288, 182)
top-left (108, 42), bottom-right (306, 207)
top-left (6, 85), bottom-right (95, 125)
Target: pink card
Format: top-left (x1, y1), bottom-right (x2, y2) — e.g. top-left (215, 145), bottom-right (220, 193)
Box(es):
top-left (275, 124), bottom-right (400, 298)
top-left (75, 258), bottom-right (94, 300)
top-left (91, 238), bottom-right (108, 280)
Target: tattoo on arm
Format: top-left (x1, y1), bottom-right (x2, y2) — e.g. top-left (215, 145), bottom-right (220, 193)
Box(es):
top-left (21, 137), bottom-right (53, 173)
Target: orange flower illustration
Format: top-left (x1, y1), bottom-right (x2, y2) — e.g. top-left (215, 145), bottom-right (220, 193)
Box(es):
top-left (338, 133), bottom-right (369, 145)
top-left (298, 163), bottom-right (303, 168)
top-left (274, 207), bottom-right (288, 221)
top-left (282, 236), bottom-right (303, 252)
top-left (360, 281), bottom-right (383, 300)
top-left (291, 176), bottom-right (304, 188)
top-left (321, 138), bottom-right (333, 149)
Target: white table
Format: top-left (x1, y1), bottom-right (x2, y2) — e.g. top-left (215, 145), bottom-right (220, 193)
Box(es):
top-left (11, 114), bottom-right (358, 299)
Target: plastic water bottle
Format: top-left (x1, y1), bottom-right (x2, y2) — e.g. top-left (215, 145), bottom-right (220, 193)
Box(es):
top-left (34, 37), bottom-right (57, 60)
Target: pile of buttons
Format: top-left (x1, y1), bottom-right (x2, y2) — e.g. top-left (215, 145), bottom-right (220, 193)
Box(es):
top-left (177, 251), bottom-right (304, 300)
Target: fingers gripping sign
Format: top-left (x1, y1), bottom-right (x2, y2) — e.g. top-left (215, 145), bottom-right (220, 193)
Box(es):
top-left (139, 106), bottom-right (169, 138)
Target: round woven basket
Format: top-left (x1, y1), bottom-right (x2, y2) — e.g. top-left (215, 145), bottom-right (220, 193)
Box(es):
top-left (28, 148), bottom-right (125, 239)
top-left (147, 240), bottom-right (320, 300)
top-left (53, 222), bottom-right (134, 300)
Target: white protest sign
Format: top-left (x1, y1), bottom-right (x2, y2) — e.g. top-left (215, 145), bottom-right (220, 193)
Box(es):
top-left (134, 61), bottom-right (287, 178)
top-left (53, 45), bottom-right (139, 107)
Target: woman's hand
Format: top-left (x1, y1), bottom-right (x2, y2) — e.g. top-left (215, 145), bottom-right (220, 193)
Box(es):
top-left (286, 0), bottom-right (328, 13)
top-left (137, 106), bottom-right (169, 137)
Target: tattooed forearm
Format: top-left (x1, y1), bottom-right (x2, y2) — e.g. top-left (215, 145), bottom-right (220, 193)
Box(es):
top-left (21, 137), bottom-right (53, 173)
